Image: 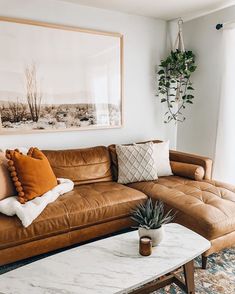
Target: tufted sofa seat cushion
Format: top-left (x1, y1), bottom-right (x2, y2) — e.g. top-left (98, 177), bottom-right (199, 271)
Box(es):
top-left (0, 198), bottom-right (70, 250)
top-left (63, 182), bottom-right (147, 229)
top-left (0, 182), bottom-right (146, 250)
top-left (128, 176), bottom-right (235, 240)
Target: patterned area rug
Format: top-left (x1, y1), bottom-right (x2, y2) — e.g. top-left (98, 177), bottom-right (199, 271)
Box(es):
top-left (1, 245), bottom-right (235, 294)
top-left (156, 248), bottom-right (235, 294)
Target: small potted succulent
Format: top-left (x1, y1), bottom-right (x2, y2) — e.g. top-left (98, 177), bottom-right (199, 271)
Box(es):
top-left (131, 198), bottom-right (174, 246)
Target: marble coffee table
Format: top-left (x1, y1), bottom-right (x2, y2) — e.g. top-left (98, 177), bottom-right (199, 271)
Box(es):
top-left (0, 223), bottom-right (210, 294)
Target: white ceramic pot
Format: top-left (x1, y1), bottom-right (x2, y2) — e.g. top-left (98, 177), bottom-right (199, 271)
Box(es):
top-left (138, 226), bottom-right (165, 247)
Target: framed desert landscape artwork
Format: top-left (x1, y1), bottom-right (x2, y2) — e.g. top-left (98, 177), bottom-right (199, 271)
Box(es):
top-left (0, 17), bottom-right (123, 133)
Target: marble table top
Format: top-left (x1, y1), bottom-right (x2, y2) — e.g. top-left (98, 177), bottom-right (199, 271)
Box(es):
top-left (0, 223), bottom-right (210, 294)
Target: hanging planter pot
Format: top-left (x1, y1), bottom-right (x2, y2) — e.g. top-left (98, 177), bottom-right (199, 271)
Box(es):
top-left (157, 19), bottom-right (197, 123)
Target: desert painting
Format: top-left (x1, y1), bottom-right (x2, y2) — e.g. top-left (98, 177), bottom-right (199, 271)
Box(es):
top-left (0, 19), bottom-right (122, 133)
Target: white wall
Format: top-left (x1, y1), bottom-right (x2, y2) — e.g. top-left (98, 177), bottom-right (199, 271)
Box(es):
top-left (177, 6), bottom-right (235, 158)
top-left (0, 0), bottom-right (174, 150)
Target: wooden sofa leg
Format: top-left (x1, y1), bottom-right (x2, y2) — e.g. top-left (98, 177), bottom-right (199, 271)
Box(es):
top-left (202, 255), bottom-right (208, 269)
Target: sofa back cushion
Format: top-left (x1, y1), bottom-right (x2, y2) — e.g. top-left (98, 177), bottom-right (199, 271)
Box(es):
top-left (43, 146), bottom-right (112, 185)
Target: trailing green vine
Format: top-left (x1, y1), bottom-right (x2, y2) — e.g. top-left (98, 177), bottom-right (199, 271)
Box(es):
top-left (157, 50), bottom-right (197, 123)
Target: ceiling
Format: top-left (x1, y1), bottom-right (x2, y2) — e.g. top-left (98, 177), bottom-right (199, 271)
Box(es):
top-left (60, 0), bottom-right (235, 21)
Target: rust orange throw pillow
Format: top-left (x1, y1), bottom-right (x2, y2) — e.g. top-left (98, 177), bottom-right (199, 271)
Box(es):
top-left (6, 148), bottom-right (57, 204)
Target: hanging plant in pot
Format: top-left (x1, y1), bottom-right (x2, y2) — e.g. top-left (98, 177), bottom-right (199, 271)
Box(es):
top-left (157, 19), bottom-right (197, 123)
top-left (131, 198), bottom-right (175, 246)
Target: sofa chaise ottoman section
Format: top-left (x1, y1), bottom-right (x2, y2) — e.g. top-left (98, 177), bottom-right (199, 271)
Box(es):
top-left (128, 176), bottom-right (235, 257)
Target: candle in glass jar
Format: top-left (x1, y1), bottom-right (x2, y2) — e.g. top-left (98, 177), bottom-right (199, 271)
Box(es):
top-left (139, 236), bottom-right (152, 256)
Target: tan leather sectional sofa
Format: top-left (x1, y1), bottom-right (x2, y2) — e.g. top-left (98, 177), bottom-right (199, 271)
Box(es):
top-left (1, 141), bottom-right (235, 269)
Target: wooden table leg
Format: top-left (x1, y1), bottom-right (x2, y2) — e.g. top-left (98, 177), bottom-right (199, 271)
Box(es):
top-left (183, 260), bottom-right (195, 294)
top-left (202, 255), bottom-right (208, 269)
top-left (129, 260), bottom-right (196, 294)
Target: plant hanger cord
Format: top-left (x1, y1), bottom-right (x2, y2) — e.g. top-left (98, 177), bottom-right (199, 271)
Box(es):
top-left (174, 18), bottom-right (185, 52)
top-left (174, 18), bottom-right (185, 103)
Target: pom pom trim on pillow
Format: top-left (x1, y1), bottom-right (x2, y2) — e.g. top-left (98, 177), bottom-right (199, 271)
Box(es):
top-left (6, 149), bottom-right (25, 203)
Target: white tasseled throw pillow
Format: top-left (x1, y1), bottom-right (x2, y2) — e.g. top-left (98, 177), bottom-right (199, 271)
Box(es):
top-left (116, 142), bottom-right (158, 184)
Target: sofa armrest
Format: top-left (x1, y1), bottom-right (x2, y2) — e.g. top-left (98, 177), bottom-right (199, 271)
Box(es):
top-left (169, 150), bottom-right (213, 180)
top-left (170, 161), bottom-right (205, 181)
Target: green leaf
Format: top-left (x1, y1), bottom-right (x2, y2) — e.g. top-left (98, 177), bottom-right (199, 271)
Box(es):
top-left (187, 94), bottom-right (194, 99)
top-left (187, 86), bottom-right (194, 90)
top-left (189, 66), bottom-right (197, 72)
top-left (166, 82), bottom-right (170, 87)
top-left (158, 69), bottom-right (165, 75)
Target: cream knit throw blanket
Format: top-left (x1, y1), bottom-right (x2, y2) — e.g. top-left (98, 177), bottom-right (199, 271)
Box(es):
top-left (0, 178), bottom-right (74, 227)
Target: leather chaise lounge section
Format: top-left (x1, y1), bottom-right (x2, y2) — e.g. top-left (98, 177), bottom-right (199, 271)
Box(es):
top-left (109, 142), bottom-right (235, 260)
top-left (0, 142), bottom-right (235, 266)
